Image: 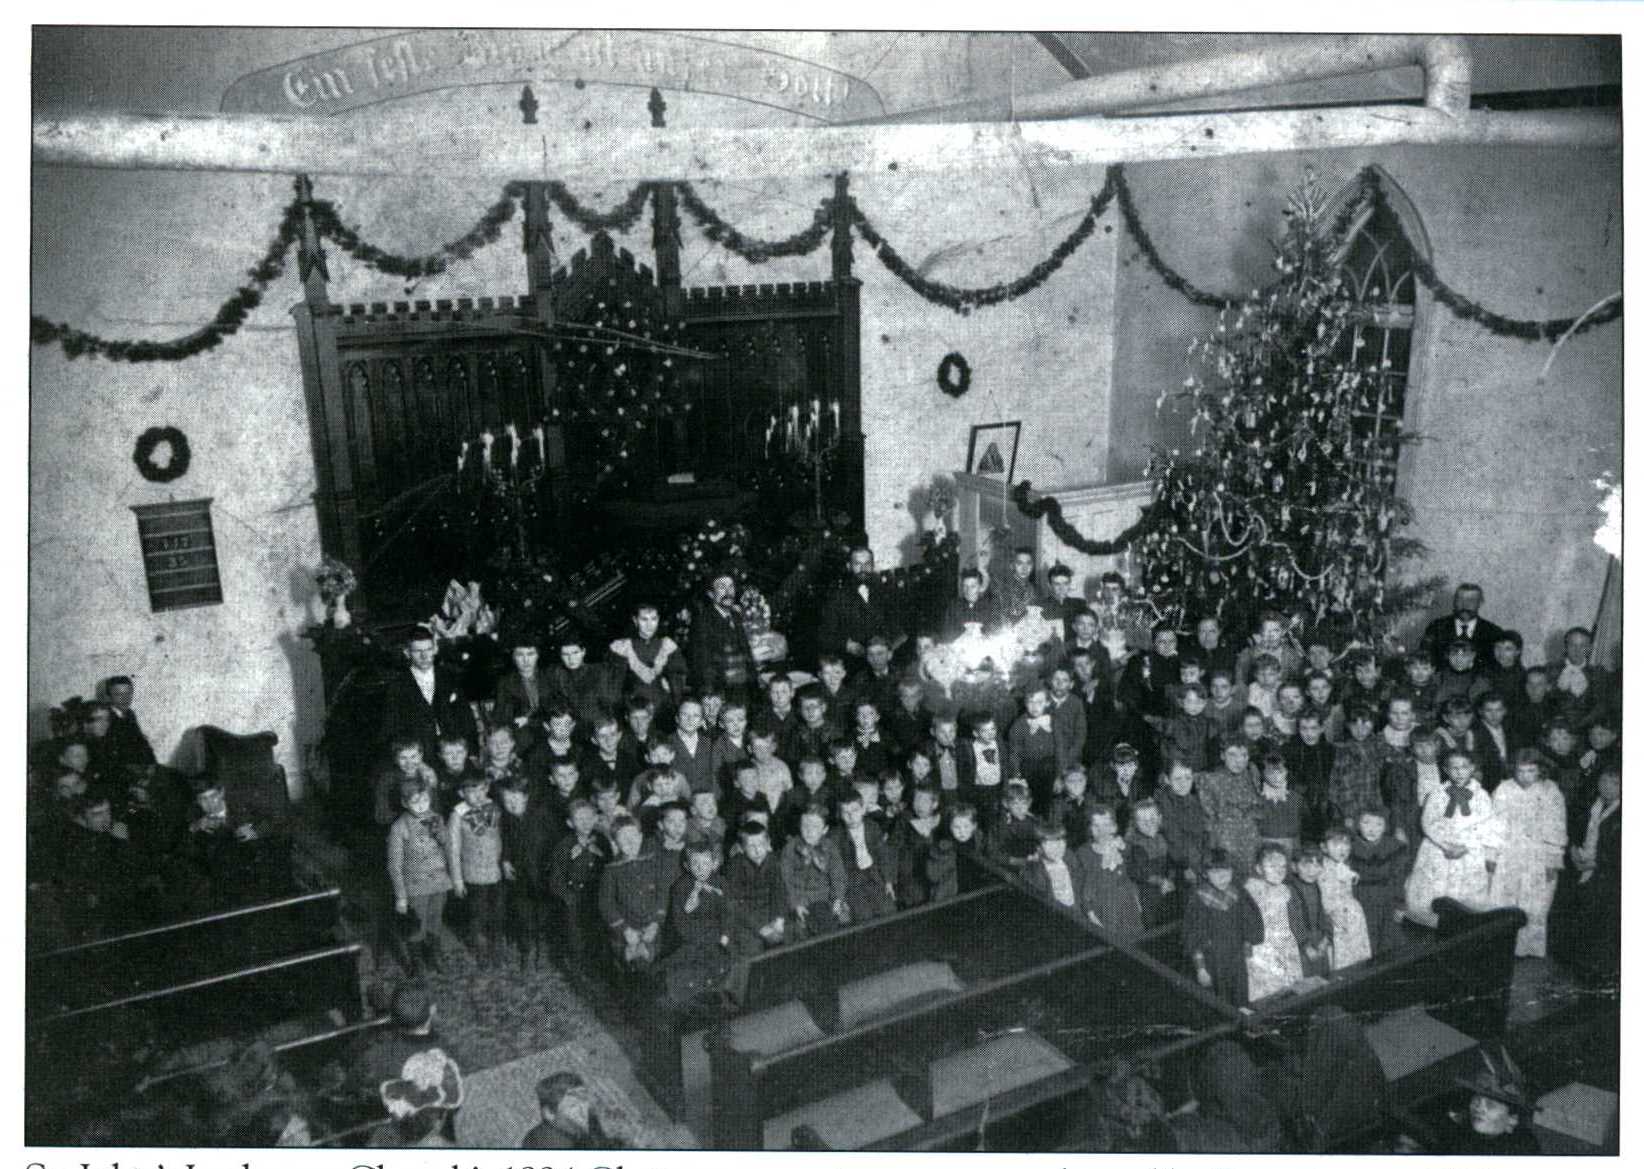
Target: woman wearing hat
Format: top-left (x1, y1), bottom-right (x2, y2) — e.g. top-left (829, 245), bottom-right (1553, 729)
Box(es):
top-left (1433, 1045), bottom-right (1538, 1154)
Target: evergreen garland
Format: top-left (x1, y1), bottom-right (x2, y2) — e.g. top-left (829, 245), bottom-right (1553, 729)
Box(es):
top-left (675, 181), bottom-right (834, 262)
top-left (1012, 480), bottom-right (1152, 556)
top-left (306, 180), bottom-right (528, 278)
top-left (543, 181), bottom-right (655, 235)
top-left (849, 178), bottom-right (1115, 314)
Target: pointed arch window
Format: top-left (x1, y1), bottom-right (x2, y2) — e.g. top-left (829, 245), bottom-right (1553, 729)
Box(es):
top-left (1328, 168), bottom-right (1427, 494)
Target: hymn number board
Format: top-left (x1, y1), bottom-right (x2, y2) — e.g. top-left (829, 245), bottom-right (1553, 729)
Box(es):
top-left (132, 499), bottom-right (224, 612)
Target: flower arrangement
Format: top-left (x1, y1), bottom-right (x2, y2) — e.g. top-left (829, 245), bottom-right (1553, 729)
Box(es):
top-left (677, 519), bottom-right (750, 587)
top-left (428, 580), bottom-right (498, 642)
top-left (314, 557), bottom-right (357, 605)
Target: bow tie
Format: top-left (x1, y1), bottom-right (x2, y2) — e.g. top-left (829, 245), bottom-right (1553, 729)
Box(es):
top-left (981, 747), bottom-right (997, 764)
top-left (1027, 715), bottom-right (1052, 732)
top-left (859, 732), bottom-right (880, 744)
top-left (1443, 783), bottom-right (1474, 818)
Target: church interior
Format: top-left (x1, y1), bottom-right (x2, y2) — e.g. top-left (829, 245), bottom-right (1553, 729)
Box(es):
top-left (28, 26), bottom-right (1623, 1154)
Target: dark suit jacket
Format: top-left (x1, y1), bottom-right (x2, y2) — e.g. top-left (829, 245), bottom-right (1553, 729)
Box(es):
top-left (380, 666), bottom-right (478, 758)
top-left (105, 709), bottom-right (157, 769)
top-left (942, 595), bottom-right (999, 639)
top-left (686, 600), bottom-right (755, 694)
top-left (1421, 613), bottom-right (1506, 658)
top-left (818, 580), bottom-right (892, 657)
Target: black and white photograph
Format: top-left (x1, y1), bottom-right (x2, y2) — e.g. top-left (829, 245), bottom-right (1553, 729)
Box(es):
top-left (25, 16), bottom-right (1628, 1158)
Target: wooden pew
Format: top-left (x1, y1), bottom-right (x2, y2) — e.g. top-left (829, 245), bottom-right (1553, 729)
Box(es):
top-left (708, 941), bottom-right (1234, 1149)
top-left (28, 941), bottom-right (368, 1102)
top-left (637, 879), bottom-right (1100, 1112)
top-left (27, 887), bottom-right (343, 1015)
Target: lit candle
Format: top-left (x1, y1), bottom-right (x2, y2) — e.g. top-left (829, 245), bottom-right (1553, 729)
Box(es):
top-left (811, 397), bottom-right (820, 425)
top-left (506, 423), bottom-right (519, 468)
top-left (831, 401), bottom-right (840, 432)
top-left (481, 430), bottom-right (494, 467)
top-left (533, 425), bottom-right (545, 465)
top-left (458, 440), bottom-right (469, 474)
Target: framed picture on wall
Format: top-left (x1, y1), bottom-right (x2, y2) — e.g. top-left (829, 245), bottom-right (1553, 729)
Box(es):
top-left (967, 421), bottom-right (1021, 482)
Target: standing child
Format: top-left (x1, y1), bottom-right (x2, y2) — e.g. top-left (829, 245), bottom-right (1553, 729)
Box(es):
top-left (666, 699), bottom-right (715, 795)
top-left (831, 789), bottom-right (898, 924)
top-left (1022, 822), bottom-right (1080, 914)
top-left (497, 775), bottom-right (556, 971)
top-left (1090, 742), bottom-right (1147, 830)
top-left (894, 782), bottom-right (944, 907)
top-left (1244, 843), bottom-right (1306, 1002)
top-left (1125, 798), bottom-right (1177, 926)
top-left (1404, 751), bottom-right (1501, 925)
top-left (1349, 807), bottom-right (1407, 957)
top-left (375, 740), bottom-right (440, 829)
top-left (709, 701), bottom-right (751, 794)
top-left (1052, 767), bottom-right (1093, 847)
top-left (1156, 760), bottom-right (1209, 885)
top-left (609, 601), bottom-right (682, 719)
top-left (386, 777), bottom-right (458, 973)
top-left (1256, 753), bottom-right (1304, 858)
top-left (449, 773), bottom-right (506, 966)
top-left (1160, 683), bottom-right (1216, 773)
top-left (1487, 749), bottom-right (1567, 957)
top-left (688, 789), bottom-right (728, 860)
top-left (723, 818), bottom-right (789, 951)
top-left (1074, 804), bottom-right (1144, 941)
top-left (1008, 685), bottom-right (1061, 812)
top-left (1183, 849), bottom-right (1253, 1006)
top-left (430, 734), bottom-right (483, 816)
top-left (960, 713), bottom-right (1008, 823)
top-left (659, 840), bottom-right (737, 1008)
top-left (1319, 827), bottom-right (1372, 970)
top-left (598, 816), bottom-right (667, 971)
top-left (781, 805), bottom-right (850, 939)
top-left (925, 803), bottom-right (986, 902)
top-left (851, 699), bottom-right (892, 779)
top-left (992, 780), bottom-right (1044, 870)
top-left (547, 799), bottom-right (609, 976)
top-left (1288, 847), bottom-right (1334, 979)
top-left (1328, 705), bottom-right (1386, 832)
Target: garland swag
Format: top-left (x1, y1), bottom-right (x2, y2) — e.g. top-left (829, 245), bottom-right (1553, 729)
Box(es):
top-left (31, 165), bottom-right (1620, 363)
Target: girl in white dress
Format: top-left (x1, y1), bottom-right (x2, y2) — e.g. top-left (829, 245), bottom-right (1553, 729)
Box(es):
top-left (1244, 842), bottom-right (1305, 1001)
top-left (1488, 749), bottom-right (1567, 957)
top-left (1319, 826), bottom-right (1373, 969)
top-left (1405, 751), bottom-right (1502, 924)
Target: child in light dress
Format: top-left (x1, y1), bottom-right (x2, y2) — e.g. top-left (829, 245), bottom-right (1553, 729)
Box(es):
top-left (1404, 751), bottom-right (1502, 925)
top-left (1244, 842), bottom-right (1306, 1002)
top-left (1319, 826), bottom-right (1373, 969)
top-left (1487, 748), bottom-right (1567, 957)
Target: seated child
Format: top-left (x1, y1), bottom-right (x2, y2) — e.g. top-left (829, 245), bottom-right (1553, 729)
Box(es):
top-left (1269, 681), bottom-right (1307, 742)
top-left (1329, 704), bottom-right (1386, 831)
top-left (756, 674), bottom-right (797, 742)
top-left (783, 686), bottom-right (835, 766)
top-left (430, 733), bottom-right (482, 814)
top-left (651, 802), bottom-right (691, 882)
top-left (1435, 695), bottom-right (1479, 760)
top-left (1007, 685), bottom-right (1061, 810)
top-left (449, 773), bottom-right (506, 966)
top-left (1182, 848), bottom-right (1252, 1006)
top-left (523, 1071), bottom-right (620, 1150)
top-left (747, 727), bottom-right (792, 810)
top-left (1244, 843), bottom-right (1307, 1002)
top-left (547, 798), bottom-right (609, 973)
top-left (597, 816), bottom-right (668, 970)
top-left (1434, 639), bottom-right (1490, 710)
top-left (992, 779), bottom-right (1044, 869)
top-left (878, 770), bottom-right (909, 833)
top-left (1074, 804), bottom-right (1143, 941)
top-left (588, 778), bottom-right (623, 850)
top-left (785, 756), bottom-right (836, 837)
top-left (1319, 827), bottom-right (1372, 970)
top-left (629, 745), bottom-right (691, 833)
top-left (525, 704), bottom-right (582, 780)
top-left (658, 838), bottom-right (738, 1008)
top-left (826, 738), bottom-right (861, 793)
top-left (781, 804), bottom-right (849, 939)
top-left (481, 724), bottom-right (527, 791)
top-left (925, 802), bottom-right (985, 902)
top-left (709, 701), bottom-right (751, 789)
top-left (883, 676), bottom-right (930, 761)
top-left (1089, 742), bottom-right (1147, 831)
top-left (1348, 806), bottom-right (1408, 957)
top-left (723, 817), bottom-right (788, 950)
top-left (1203, 670), bottom-right (1247, 745)
top-left (1288, 845), bottom-right (1335, 979)
top-left (1022, 821), bottom-right (1080, 913)
top-left (1245, 655), bottom-right (1284, 722)
top-left (722, 761), bottom-right (771, 838)
top-left (831, 788), bottom-right (898, 924)
top-left (1401, 651), bottom-right (1440, 726)
top-left (961, 712), bottom-right (1008, 822)
top-left (614, 696), bottom-right (660, 781)
top-left (666, 698), bottom-right (714, 795)
top-left (851, 699), bottom-right (892, 778)
top-left (1125, 798), bottom-right (1177, 926)
top-left (536, 757), bottom-right (585, 842)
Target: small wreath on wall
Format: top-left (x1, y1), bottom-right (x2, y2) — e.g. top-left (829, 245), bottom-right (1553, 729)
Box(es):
top-left (132, 426), bottom-right (192, 483)
top-left (936, 352), bottom-right (972, 399)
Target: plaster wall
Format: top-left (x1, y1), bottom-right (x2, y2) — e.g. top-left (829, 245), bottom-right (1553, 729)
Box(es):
top-left (1109, 146), bottom-right (1622, 660)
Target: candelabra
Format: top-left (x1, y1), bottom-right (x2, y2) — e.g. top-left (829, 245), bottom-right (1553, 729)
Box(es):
top-left (762, 396), bottom-right (843, 526)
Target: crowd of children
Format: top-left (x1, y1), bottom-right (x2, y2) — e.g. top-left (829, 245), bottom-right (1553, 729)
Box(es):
top-left (359, 575), bottom-right (1621, 1014)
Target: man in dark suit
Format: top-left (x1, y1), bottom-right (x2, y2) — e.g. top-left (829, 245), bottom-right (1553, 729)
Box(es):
top-left (101, 675), bottom-right (158, 771)
top-left (817, 545), bottom-right (897, 666)
top-left (1038, 563), bottom-right (1090, 641)
top-left (379, 627), bottom-right (479, 763)
top-left (1421, 583), bottom-right (1506, 660)
top-left (686, 570), bottom-right (756, 700)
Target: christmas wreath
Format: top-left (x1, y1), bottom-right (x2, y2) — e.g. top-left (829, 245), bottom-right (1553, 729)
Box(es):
top-left (937, 352), bottom-right (972, 398)
top-left (132, 426), bottom-right (192, 483)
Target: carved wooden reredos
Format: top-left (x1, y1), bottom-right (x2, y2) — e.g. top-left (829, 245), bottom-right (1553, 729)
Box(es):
top-left (290, 176), bottom-right (863, 607)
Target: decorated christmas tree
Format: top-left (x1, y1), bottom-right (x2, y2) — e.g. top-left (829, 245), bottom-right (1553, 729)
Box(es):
top-left (1136, 170), bottom-right (1443, 645)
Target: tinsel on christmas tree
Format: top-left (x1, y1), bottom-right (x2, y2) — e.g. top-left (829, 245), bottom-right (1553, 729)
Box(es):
top-left (1137, 170), bottom-right (1444, 645)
